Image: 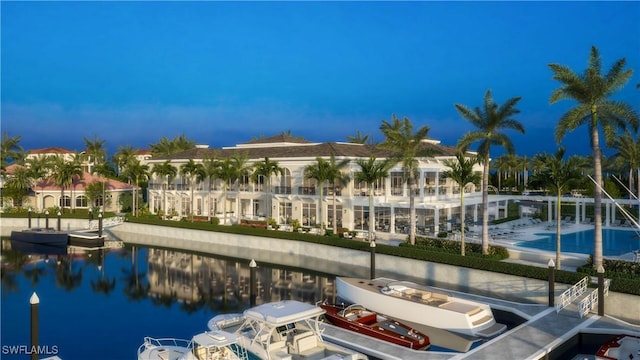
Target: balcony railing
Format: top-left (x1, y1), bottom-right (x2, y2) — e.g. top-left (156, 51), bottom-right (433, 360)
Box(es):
top-left (274, 186), bottom-right (292, 194)
top-left (298, 187), bottom-right (316, 195)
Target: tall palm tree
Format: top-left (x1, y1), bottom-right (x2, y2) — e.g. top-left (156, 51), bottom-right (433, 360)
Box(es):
top-left (252, 157), bottom-right (284, 219)
top-left (379, 114), bottom-right (431, 245)
top-left (180, 159), bottom-right (202, 221)
top-left (1, 131), bottom-right (24, 172)
top-left (611, 130), bottom-right (640, 199)
top-left (83, 134), bottom-right (107, 173)
top-left (304, 158), bottom-right (332, 230)
top-left (26, 155), bottom-right (51, 211)
top-left (529, 148), bottom-right (584, 269)
top-left (201, 157), bottom-right (220, 221)
top-left (149, 134), bottom-right (196, 156)
top-left (114, 144), bottom-right (136, 176)
top-left (355, 156), bottom-right (393, 241)
top-left (549, 45), bottom-right (639, 268)
top-left (52, 156), bottom-right (83, 213)
top-left (456, 89), bottom-right (525, 254)
top-left (122, 159), bottom-right (149, 216)
top-left (326, 153), bottom-right (351, 233)
top-left (231, 153), bottom-right (253, 224)
top-left (441, 152), bottom-right (481, 256)
top-left (151, 160), bottom-right (177, 216)
top-left (216, 158), bottom-right (236, 225)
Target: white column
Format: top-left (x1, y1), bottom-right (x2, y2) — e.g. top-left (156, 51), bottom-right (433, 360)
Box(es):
top-left (434, 207), bottom-right (440, 234)
top-left (390, 205), bottom-right (395, 234)
top-left (547, 199), bottom-right (553, 223)
top-left (575, 200), bottom-right (580, 225)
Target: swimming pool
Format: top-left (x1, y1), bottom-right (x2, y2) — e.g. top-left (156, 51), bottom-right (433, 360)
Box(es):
top-left (516, 228), bottom-right (640, 256)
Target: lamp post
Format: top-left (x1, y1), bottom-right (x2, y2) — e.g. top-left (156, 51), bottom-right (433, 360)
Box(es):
top-left (598, 265), bottom-right (605, 316)
top-left (548, 258), bottom-right (555, 307)
top-left (30, 292), bottom-right (39, 360)
top-left (249, 259), bottom-right (257, 307)
top-left (28, 207), bottom-right (32, 229)
top-left (57, 211), bottom-right (62, 231)
top-left (45, 210), bottom-right (49, 229)
top-left (370, 240), bottom-right (376, 280)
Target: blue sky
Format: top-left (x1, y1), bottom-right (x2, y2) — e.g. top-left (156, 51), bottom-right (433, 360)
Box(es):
top-left (2, 1), bottom-right (639, 157)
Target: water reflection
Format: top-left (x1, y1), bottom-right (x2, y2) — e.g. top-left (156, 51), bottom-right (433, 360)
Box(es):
top-left (144, 247), bottom-right (337, 312)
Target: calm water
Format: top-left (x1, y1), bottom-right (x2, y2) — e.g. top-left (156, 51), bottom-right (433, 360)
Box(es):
top-left (1, 240), bottom-right (338, 360)
top-left (516, 228), bottom-right (640, 256)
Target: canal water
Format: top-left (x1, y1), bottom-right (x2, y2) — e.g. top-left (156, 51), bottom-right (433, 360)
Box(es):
top-left (1, 237), bottom-right (502, 359)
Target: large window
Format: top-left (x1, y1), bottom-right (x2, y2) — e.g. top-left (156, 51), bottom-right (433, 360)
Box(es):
top-left (76, 195), bottom-right (88, 208)
top-left (390, 172), bottom-right (404, 196)
top-left (302, 203), bottom-right (316, 226)
top-left (327, 205), bottom-right (342, 229)
top-left (279, 202), bottom-right (292, 224)
top-left (354, 206), bottom-right (369, 230)
top-left (59, 195), bottom-right (71, 208)
top-left (277, 168), bottom-right (292, 194)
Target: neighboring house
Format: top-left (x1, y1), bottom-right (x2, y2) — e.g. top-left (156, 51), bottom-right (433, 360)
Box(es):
top-left (1, 163), bottom-right (133, 213)
top-left (25, 147), bottom-right (96, 173)
top-left (145, 134), bottom-right (493, 235)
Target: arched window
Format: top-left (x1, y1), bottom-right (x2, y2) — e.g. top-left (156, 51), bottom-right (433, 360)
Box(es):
top-left (76, 195), bottom-right (88, 208)
top-left (59, 195), bottom-right (71, 208)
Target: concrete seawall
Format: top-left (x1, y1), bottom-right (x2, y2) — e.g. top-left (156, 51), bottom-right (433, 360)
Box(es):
top-left (3, 218), bottom-right (638, 324)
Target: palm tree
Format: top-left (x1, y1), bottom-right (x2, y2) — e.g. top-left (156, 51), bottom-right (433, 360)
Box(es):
top-left (180, 159), bottom-right (202, 221)
top-left (326, 153), bottom-right (351, 233)
top-left (149, 134), bottom-right (196, 156)
top-left (201, 157), bottom-right (220, 221)
top-left (347, 130), bottom-right (372, 145)
top-left (252, 157), bottom-right (284, 219)
top-left (151, 160), bottom-right (177, 216)
top-left (4, 165), bottom-right (34, 207)
top-left (304, 158), bottom-right (333, 230)
top-left (379, 114), bottom-right (431, 245)
top-left (1, 131), bottom-right (24, 171)
top-left (216, 158), bottom-right (236, 225)
top-left (529, 148), bottom-right (584, 269)
top-left (231, 154), bottom-right (253, 224)
top-left (114, 144), bottom-right (136, 177)
top-left (612, 130), bottom-right (640, 199)
top-left (83, 134), bottom-right (107, 173)
top-left (122, 159), bottom-right (149, 216)
top-left (441, 152), bottom-right (481, 256)
top-left (355, 156), bottom-right (393, 241)
top-left (456, 89), bottom-right (525, 254)
top-left (26, 155), bottom-right (52, 211)
top-left (549, 46), bottom-right (639, 268)
top-left (52, 156), bottom-right (83, 213)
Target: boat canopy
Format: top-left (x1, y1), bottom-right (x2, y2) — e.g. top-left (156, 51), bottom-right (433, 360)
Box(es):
top-left (243, 300), bottom-right (325, 326)
top-left (192, 330), bottom-right (241, 347)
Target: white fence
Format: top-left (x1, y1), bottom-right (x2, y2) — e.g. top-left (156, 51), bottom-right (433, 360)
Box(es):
top-left (577, 278), bottom-right (611, 318)
top-left (556, 276), bottom-right (588, 313)
top-left (89, 216), bottom-right (125, 230)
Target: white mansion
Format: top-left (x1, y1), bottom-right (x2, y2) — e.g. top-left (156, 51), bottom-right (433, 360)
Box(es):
top-left (145, 134), bottom-right (502, 236)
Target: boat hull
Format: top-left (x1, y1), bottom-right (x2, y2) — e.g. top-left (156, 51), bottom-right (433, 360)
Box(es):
top-left (10, 229), bottom-right (68, 246)
top-left (68, 231), bottom-right (105, 248)
top-left (336, 277), bottom-right (505, 338)
top-left (320, 303), bottom-right (430, 350)
top-left (595, 334), bottom-right (640, 360)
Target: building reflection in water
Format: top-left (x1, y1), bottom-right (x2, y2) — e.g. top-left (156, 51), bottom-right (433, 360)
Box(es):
top-left (145, 247), bottom-right (337, 310)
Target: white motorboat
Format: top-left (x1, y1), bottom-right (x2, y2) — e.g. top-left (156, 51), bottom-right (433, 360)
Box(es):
top-left (595, 334), bottom-right (640, 360)
top-left (137, 329), bottom-right (249, 360)
top-left (336, 277), bottom-right (506, 338)
top-left (229, 300), bottom-right (368, 360)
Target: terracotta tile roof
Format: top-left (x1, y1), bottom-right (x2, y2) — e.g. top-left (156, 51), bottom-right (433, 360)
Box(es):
top-left (3, 163), bottom-right (25, 175)
top-left (134, 149), bottom-right (152, 155)
top-left (36, 171), bottom-right (134, 191)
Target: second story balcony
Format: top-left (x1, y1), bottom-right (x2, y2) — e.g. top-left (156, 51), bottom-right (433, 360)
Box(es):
top-left (274, 186), bottom-right (292, 195)
top-left (298, 186), bottom-right (316, 195)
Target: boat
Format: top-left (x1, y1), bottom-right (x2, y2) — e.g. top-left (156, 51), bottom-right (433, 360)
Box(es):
top-left (10, 228), bottom-right (68, 246)
top-left (595, 334), bottom-right (640, 360)
top-left (137, 329), bottom-right (249, 360)
top-left (336, 277), bottom-right (506, 338)
top-left (67, 230), bottom-right (105, 248)
top-left (227, 300), bottom-right (368, 360)
top-left (10, 239), bottom-right (68, 256)
top-left (319, 302), bottom-right (430, 350)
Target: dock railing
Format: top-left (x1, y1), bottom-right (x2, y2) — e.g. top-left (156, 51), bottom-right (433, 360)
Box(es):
top-left (89, 216), bottom-right (124, 230)
top-left (577, 278), bottom-right (611, 318)
top-left (556, 276), bottom-right (588, 313)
